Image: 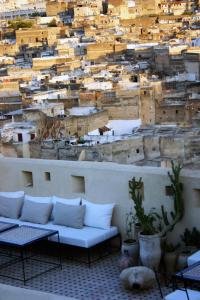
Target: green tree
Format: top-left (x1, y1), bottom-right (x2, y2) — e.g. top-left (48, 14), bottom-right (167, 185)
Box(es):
top-left (8, 18), bottom-right (33, 30)
top-left (47, 18), bottom-right (57, 27)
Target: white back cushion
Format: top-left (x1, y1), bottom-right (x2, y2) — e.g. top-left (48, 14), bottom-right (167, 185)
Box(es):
top-left (0, 191), bottom-right (24, 198)
top-left (25, 195), bottom-right (52, 203)
top-left (52, 196), bottom-right (81, 205)
top-left (82, 199), bottom-right (115, 230)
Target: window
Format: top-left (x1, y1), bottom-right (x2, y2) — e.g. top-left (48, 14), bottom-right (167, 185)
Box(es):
top-left (105, 92), bottom-right (115, 98)
top-left (71, 175), bottom-right (85, 193)
top-left (193, 189), bottom-right (200, 207)
top-left (165, 186), bottom-right (173, 196)
top-left (44, 172), bottom-right (51, 181)
top-left (18, 133), bottom-right (23, 142)
top-left (22, 171), bottom-right (33, 187)
top-left (30, 133), bottom-right (35, 140)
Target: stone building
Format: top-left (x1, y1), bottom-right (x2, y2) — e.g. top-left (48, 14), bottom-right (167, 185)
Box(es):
top-left (184, 49), bottom-right (200, 81)
top-left (154, 46), bottom-right (171, 75)
top-left (16, 27), bottom-right (61, 47)
top-left (0, 43), bottom-right (19, 56)
top-left (139, 76), bottom-right (162, 125)
top-left (108, 0), bottom-right (136, 19)
top-left (86, 41), bottom-right (127, 60)
top-left (27, 126), bottom-right (200, 166)
top-left (0, 90), bottom-right (22, 114)
top-left (46, 0), bottom-right (67, 16)
top-left (36, 109), bottom-right (109, 140)
top-left (32, 56), bottom-right (75, 71)
top-left (135, 0), bottom-right (162, 16)
top-left (160, 0), bottom-right (196, 15)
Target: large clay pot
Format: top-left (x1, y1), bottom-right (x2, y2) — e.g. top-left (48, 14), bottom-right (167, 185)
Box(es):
top-left (160, 235), bottom-right (167, 254)
top-left (118, 253), bottom-right (134, 272)
top-left (121, 239), bottom-right (139, 265)
top-left (134, 223), bottom-right (141, 242)
top-left (164, 251), bottom-right (178, 274)
top-left (176, 246), bottom-right (197, 271)
top-left (139, 233), bottom-right (161, 270)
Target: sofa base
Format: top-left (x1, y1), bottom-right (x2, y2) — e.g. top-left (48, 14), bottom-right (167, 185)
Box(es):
top-left (69, 233), bottom-right (122, 267)
top-left (44, 233), bottom-right (121, 267)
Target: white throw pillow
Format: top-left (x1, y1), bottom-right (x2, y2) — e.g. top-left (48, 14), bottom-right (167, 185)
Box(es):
top-left (82, 199), bottom-right (115, 230)
top-left (0, 191), bottom-right (24, 198)
top-left (25, 195), bottom-right (52, 203)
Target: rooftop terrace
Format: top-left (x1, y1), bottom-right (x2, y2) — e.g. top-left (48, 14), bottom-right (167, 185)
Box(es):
top-left (0, 157), bottom-right (199, 240)
top-left (0, 251), bottom-right (170, 300)
top-left (0, 157), bottom-right (199, 299)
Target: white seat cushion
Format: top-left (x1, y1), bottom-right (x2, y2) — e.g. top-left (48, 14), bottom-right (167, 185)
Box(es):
top-left (188, 251), bottom-right (200, 266)
top-left (165, 289), bottom-right (200, 300)
top-left (0, 217), bottom-right (118, 248)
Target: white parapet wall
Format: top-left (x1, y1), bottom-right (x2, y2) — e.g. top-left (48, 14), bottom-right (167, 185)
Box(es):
top-left (0, 157), bottom-right (199, 241)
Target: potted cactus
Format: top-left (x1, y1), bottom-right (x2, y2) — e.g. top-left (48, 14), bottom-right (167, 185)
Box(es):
top-left (128, 161), bottom-right (185, 270)
top-left (164, 243), bottom-right (179, 274)
top-left (129, 177), bottom-right (161, 270)
top-left (160, 161), bottom-right (184, 237)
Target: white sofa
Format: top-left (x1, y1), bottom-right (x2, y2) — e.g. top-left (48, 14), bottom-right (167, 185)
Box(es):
top-left (0, 216), bottom-right (119, 249)
top-left (0, 192), bottom-right (120, 260)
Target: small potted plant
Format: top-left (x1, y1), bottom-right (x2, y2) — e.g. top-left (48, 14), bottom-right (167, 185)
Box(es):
top-left (164, 243), bottom-right (179, 274)
top-left (121, 211), bottom-right (139, 265)
top-left (176, 227), bottom-right (200, 270)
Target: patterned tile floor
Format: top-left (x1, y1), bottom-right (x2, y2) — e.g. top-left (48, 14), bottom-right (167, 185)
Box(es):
top-left (0, 250), bottom-right (171, 300)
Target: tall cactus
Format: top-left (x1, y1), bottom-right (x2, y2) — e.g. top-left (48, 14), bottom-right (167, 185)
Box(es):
top-left (161, 161), bottom-right (184, 235)
top-left (129, 177), bottom-right (157, 235)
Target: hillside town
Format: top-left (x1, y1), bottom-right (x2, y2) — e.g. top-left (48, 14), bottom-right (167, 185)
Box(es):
top-left (0, 0), bottom-right (200, 167)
